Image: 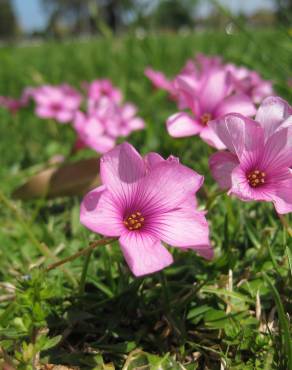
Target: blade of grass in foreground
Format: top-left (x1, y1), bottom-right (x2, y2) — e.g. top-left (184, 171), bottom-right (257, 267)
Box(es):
top-left (263, 273), bottom-right (292, 370)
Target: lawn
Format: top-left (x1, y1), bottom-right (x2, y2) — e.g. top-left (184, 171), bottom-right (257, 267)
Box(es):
top-left (0, 29), bottom-right (291, 369)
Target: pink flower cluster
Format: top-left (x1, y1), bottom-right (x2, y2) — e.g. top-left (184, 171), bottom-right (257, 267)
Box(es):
top-left (73, 80), bottom-right (145, 154)
top-left (145, 54), bottom-right (273, 149)
top-left (0, 79), bottom-right (145, 154)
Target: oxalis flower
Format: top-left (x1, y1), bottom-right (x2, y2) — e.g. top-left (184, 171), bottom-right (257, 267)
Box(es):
top-left (80, 142), bottom-right (213, 276)
top-left (209, 96), bottom-right (292, 214)
top-left (33, 84), bottom-right (82, 124)
top-left (167, 67), bottom-right (256, 149)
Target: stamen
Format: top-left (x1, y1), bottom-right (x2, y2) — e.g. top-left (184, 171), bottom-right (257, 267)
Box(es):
top-left (247, 169), bottom-right (266, 188)
top-left (200, 113), bottom-right (212, 125)
top-left (124, 211), bottom-right (144, 231)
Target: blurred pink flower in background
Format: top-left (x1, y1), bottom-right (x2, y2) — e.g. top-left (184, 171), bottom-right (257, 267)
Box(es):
top-left (80, 142), bottom-right (212, 276)
top-left (209, 96), bottom-right (292, 214)
top-left (73, 96), bottom-right (144, 154)
top-left (167, 67), bottom-right (256, 148)
top-left (85, 79), bottom-right (123, 112)
top-left (146, 54), bottom-right (273, 148)
top-left (144, 67), bottom-right (176, 97)
top-left (32, 84), bottom-right (82, 123)
top-left (145, 53), bottom-right (273, 107)
top-left (225, 64), bottom-right (274, 104)
top-left (0, 96), bottom-right (24, 114)
top-left (0, 87), bottom-right (34, 114)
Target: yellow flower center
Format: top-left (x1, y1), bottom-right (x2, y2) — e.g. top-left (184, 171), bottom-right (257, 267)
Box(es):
top-left (247, 170), bottom-right (266, 188)
top-left (124, 211), bottom-right (145, 231)
top-left (200, 112), bottom-right (212, 125)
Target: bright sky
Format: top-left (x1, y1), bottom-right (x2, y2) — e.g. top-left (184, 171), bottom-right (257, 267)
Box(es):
top-left (12, 0), bottom-right (276, 32)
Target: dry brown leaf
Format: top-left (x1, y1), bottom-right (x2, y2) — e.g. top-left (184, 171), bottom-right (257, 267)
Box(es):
top-left (13, 157), bottom-right (100, 200)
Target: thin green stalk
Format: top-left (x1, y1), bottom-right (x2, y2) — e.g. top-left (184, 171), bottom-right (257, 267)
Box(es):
top-left (205, 189), bottom-right (225, 210)
top-left (159, 271), bottom-right (170, 311)
top-left (265, 238), bottom-right (282, 277)
top-left (79, 250), bottom-right (93, 295)
top-left (0, 189), bottom-right (77, 287)
top-left (278, 214), bottom-right (292, 238)
top-left (46, 238), bottom-right (116, 272)
top-left (263, 273), bottom-right (292, 370)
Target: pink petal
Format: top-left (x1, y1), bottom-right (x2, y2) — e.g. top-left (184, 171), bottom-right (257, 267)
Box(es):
top-left (215, 94), bottom-right (256, 118)
top-left (119, 232), bottom-right (173, 276)
top-left (200, 126), bottom-right (226, 149)
top-left (255, 96), bottom-right (292, 140)
top-left (80, 186), bottom-right (124, 236)
top-left (139, 161), bottom-right (204, 213)
top-left (144, 152), bottom-right (164, 169)
top-left (35, 106), bottom-right (54, 119)
top-left (271, 177), bottom-right (292, 214)
top-left (167, 112), bottom-right (202, 137)
top-left (144, 67), bottom-right (174, 93)
top-left (209, 151), bottom-right (239, 189)
top-left (252, 81), bottom-right (273, 104)
top-left (127, 117), bottom-right (145, 130)
top-left (209, 114), bottom-right (264, 162)
top-left (56, 110), bottom-right (74, 123)
top-left (86, 135), bottom-right (116, 154)
top-left (199, 68), bottom-right (231, 113)
top-left (261, 127), bottom-right (292, 170)
top-left (100, 142), bottom-right (146, 200)
top-left (150, 199), bottom-right (212, 260)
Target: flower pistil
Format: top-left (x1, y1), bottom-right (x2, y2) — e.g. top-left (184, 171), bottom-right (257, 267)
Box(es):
top-left (124, 211), bottom-right (145, 231)
top-left (247, 170), bottom-right (266, 187)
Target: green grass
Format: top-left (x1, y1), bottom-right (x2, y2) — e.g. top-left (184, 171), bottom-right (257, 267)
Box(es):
top-left (0, 30), bottom-right (291, 369)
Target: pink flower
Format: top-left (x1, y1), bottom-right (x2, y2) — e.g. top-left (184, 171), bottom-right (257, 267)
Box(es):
top-left (80, 142), bottom-right (212, 276)
top-left (209, 97), bottom-right (292, 214)
top-left (73, 97), bottom-right (144, 154)
top-left (144, 67), bottom-right (176, 96)
top-left (226, 64), bottom-right (273, 104)
top-left (85, 79), bottom-right (122, 113)
top-left (167, 67), bottom-right (256, 149)
top-left (0, 87), bottom-right (34, 114)
top-left (33, 84), bottom-right (81, 123)
top-left (73, 110), bottom-right (116, 154)
top-left (0, 96), bottom-right (23, 114)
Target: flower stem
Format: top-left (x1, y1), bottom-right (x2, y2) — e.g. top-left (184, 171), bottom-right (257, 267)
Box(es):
top-left (205, 189), bottom-right (225, 210)
top-left (278, 214), bottom-right (292, 238)
top-left (79, 249), bottom-right (93, 295)
top-left (159, 271), bottom-right (170, 311)
top-left (46, 238), bottom-right (116, 272)
top-left (0, 189), bottom-right (77, 287)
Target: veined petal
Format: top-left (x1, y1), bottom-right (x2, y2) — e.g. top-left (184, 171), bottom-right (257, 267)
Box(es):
top-left (150, 200), bottom-right (212, 259)
top-left (209, 114), bottom-right (264, 164)
top-left (100, 142), bottom-right (146, 203)
top-left (80, 186), bottom-right (124, 236)
top-left (119, 232), bottom-right (173, 276)
top-left (137, 161), bottom-right (204, 214)
top-left (209, 151), bottom-right (239, 189)
top-left (271, 177), bottom-right (292, 214)
top-left (167, 112), bottom-right (202, 137)
top-left (255, 96), bottom-right (292, 140)
top-left (215, 94), bottom-right (256, 118)
top-left (200, 126), bottom-right (226, 149)
top-left (199, 68), bottom-right (230, 113)
top-left (261, 127), bottom-right (292, 170)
